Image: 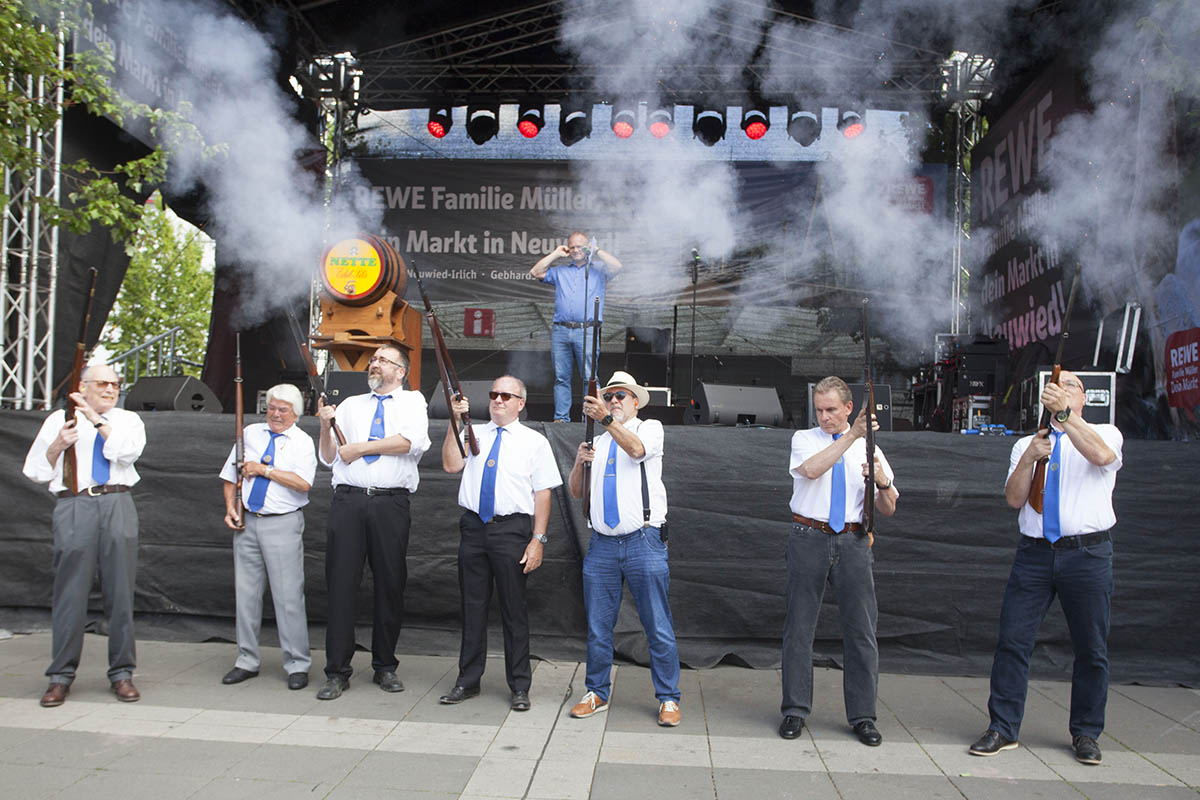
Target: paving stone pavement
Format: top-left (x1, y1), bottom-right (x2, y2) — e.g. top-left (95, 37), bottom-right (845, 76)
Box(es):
top-left (1, 631), bottom-right (1197, 799)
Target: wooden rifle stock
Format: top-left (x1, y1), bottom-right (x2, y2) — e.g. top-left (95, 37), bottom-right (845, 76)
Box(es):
top-left (1028, 265), bottom-right (1082, 513)
top-left (581, 297), bottom-right (602, 522)
top-left (61, 268), bottom-right (99, 495)
top-left (412, 261), bottom-right (479, 457)
top-left (862, 298), bottom-right (876, 541)
top-left (285, 309), bottom-right (345, 446)
top-left (233, 332), bottom-right (245, 530)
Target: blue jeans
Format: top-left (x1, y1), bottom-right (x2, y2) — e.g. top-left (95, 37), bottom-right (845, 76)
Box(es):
top-left (987, 535), bottom-right (1113, 740)
top-left (582, 527), bottom-right (681, 703)
top-left (551, 324), bottom-right (595, 421)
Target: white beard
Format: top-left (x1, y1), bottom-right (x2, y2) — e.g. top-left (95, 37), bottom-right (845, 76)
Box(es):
top-left (367, 374), bottom-right (382, 391)
top-left (611, 408), bottom-right (627, 423)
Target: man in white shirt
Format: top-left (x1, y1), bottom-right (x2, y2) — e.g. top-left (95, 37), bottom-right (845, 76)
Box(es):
top-left (219, 383), bottom-right (317, 690)
top-left (438, 375), bottom-right (561, 711)
top-left (23, 364), bottom-right (147, 707)
top-left (565, 371), bottom-right (681, 727)
top-left (780, 376), bottom-right (897, 745)
top-left (970, 371), bottom-right (1122, 765)
top-left (315, 344), bottom-right (430, 700)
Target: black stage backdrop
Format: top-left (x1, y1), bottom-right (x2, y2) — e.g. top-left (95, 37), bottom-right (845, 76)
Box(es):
top-left (1, 411), bottom-right (1196, 686)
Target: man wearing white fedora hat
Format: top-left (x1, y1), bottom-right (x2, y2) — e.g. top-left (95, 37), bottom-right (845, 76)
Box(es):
top-left (566, 370), bottom-right (681, 727)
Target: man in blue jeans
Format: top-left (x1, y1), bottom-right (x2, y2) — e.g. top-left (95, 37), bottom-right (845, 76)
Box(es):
top-left (970, 371), bottom-right (1122, 765)
top-left (529, 231), bottom-right (623, 421)
top-left (566, 370), bottom-right (681, 727)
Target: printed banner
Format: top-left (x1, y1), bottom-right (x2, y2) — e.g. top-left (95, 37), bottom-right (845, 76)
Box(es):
top-left (1165, 327), bottom-right (1200, 408)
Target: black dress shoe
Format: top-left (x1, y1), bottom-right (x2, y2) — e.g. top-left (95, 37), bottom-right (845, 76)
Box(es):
top-left (1072, 735), bottom-right (1102, 764)
top-left (373, 670), bottom-right (405, 692)
top-left (510, 690), bottom-right (531, 711)
top-left (316, 675), bottom-right (349, 700)
top-left (439, 685), bottom-right (480, 704)
top-left (969, 729), bottom-right (1018, 756)
top-left (779, 715), bottom-right (805, 739)
top-left (222, 667), bottom-right (259, 685)
top-left (853, 720), bottom-right (883, 746)
top-left (287, 672), bottom-right (309, 690)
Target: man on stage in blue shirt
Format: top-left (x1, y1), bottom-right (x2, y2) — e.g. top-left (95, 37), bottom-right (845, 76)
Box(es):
top-left (530, 231), bottom-right (623, 422)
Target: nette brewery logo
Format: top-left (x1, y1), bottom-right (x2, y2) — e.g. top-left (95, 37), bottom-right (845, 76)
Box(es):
top-left (321, 238), bottom-right (384, 303)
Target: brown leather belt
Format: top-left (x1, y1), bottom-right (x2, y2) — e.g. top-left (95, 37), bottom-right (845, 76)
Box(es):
top-left (792, 513), bottom-right (861, 534)
top-left (57, 484), bottom-right (131, 499)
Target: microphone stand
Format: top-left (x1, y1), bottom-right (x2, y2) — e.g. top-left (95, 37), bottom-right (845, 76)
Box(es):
top-left (689, 249), bottom-right (700, 399)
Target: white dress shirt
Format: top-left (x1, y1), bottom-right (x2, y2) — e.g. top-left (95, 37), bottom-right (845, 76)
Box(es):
top-left (586, 418), bottom-right (667, 534)
top-left (220, 422), bottom-right (317, 514)
top-left (456, 420), bottom-right (562, 517)
top-left (788, 427), bottom-right (897, 522)
top-left (1009, 423), bottom-right (1123, 538)
top-left (23, 407), bottom-right (146, 493)
top-left (321, 390), bottom-right (431, 490)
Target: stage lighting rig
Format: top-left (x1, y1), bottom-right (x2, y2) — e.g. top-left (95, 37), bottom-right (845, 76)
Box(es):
top-left (693, 106), bottom-right (726, 146)
top-left (648, 105), bottom-right (673, 138)
top-left (427, 106), bottom-right (452, 138)
top-left (466, 104), bottom-right (500, 145)
top-left (786, 107), bottom-right (821, 146)
top-left (611, 103), bottom-right (637, 138)
top-left (559, 101), bottom-right (593, 146)
top-left (837, 107), bottom-right (865, 138)
top-left (741, 107), bottom-right (769, 140)
top-left (517, 103), bottom-right (544, 138)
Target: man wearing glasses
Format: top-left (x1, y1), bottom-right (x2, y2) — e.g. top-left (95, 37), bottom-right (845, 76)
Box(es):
top-left (23, 364), bottom-right (146, 707)
top-left (566, 371), bottom-right (682, 727)
top-left (529, 231), bottom-right (623, 422)
top-left (970, 371), bottom-right (1123, 765)
top-left (315, 345), bottom-right (430, 700)
top-left (438, 375), bottom-right (561, 711)
top-left (219, 383), bottom-right (317, 691)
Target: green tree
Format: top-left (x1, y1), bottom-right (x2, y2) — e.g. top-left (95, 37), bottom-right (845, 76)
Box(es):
top-left (101, 192), bottom-right (213, 378)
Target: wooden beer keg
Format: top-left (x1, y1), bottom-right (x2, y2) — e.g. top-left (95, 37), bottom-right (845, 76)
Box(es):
top-left (319, 235), bottom-right (407, 307)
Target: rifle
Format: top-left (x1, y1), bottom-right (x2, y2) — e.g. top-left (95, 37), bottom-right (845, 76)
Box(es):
top-left (232, 332), bottom-right (245, 530)
top-left (412, 260), bottom-right (479, 458)
top-left (581, 296), bottom-right (602, 522)
top-left (1029, 265), bottom-right (1082, 513)
top-left (285, 307), bottom-right (346, 446)
top-left (862, 297), bottom-right (876, 543)
top-left (61, 268), bottom-right (99, 495)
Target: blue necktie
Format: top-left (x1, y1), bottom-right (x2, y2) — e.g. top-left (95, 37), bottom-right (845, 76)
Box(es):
top-left (362, 394), bottom-right (389, 464)
top-left (246, 431), bottom-right (282, 512)
top-left (91, 418), bottom-right (110, 485)
top-left (829, 432), bottom-right (846, 533)
top-left (1043, 432), bottom-right (1063, 543)
top-left (478, 427), bottom-right (504, 522)
top-left (603, 438), bottom-right (620, 528)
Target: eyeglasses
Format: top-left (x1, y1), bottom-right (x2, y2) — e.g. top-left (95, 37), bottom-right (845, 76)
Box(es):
top-left (368, 355), bottom-right (404, 368)
top-left (84, 380), bottom-right (120, 389)
top-left (489, 391), bottom-right (521, 402)
top-left (602, 391), bottom-right (629, 403)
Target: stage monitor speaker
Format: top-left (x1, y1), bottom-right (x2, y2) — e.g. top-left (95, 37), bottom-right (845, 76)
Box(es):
top-left (688, 382), bottom-right (785, 426)
top-left (428, 380), bottom-right (527, 421)
top-left (325, 371), bottom-right (368, 405)
top-left (806, 383), bottom-right (892, 431)
top-left (125, 376), bottom-right (222, 413)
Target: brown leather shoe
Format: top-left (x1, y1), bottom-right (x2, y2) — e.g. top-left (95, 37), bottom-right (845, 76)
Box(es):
top-left (111, 678), bottom-right (140, 702)
top-left (40, 683), bottom-right (69, 707)
top-left (657, 700), bottom-right (681, 727)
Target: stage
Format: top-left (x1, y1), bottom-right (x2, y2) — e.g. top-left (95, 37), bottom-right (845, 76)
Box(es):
top-left (1, 411), bottom-right (1196, 686)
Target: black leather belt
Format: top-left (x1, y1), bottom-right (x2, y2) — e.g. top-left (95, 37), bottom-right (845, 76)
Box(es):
top-left (57, 484), bottom-right (131, 499)
top-left (553, 321), bottom-right (599, 329)
top-left (791, 513), bottom-right (862, 534)
top-left (336, 485), bottom-right (409, 496)
top-left (1030, 530), bottom-right (1111, 549)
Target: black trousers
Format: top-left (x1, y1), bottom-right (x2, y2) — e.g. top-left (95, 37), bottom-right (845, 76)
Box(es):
top-left (455, 511), bottom-right (532, 693)
top-left (324, 489), bottom-right (411, 680)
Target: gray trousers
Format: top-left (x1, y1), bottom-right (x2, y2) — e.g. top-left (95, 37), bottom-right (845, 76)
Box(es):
top-left (47, 492), bottom-right (138, 685)
top-left (234, 510), bottom-right (311, 675)
top-left (780, 523), bottom-right (879, 724)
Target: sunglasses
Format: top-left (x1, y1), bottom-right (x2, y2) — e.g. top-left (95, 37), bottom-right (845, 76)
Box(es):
top-left (489, 391), bottom-right (521, 402)
top-left (602, 391), bottom-right (629, 403)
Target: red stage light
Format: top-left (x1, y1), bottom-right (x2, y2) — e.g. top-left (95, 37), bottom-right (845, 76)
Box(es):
top-left (428, 120), bottom-right (447, 138)
top-left (842, 121), bottom-right (864, 138)
top-left (518, 119), bottom-right (540, 138)
top-left (613, 120), bottom-right (634, 138)
top-left (649, 120), bottom-right (671, 138)
top-left (744, 120), bottom-right (767, 139)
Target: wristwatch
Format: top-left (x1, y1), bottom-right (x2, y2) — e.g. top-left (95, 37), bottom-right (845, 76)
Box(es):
top-left (532, 533), bottom-right (548, 544)
top-left (599, 413), bottom-right (614, 427)
top-left (265, 465), bottom-right (275, 480)
top-left (1053, 408), bottom-right (1071, 423)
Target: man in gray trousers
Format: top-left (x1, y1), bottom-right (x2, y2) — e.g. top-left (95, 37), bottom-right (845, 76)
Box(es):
top-left (23, 364), bottom-right (146, 707)
top-left (220, 383), bottom-right (316, 690)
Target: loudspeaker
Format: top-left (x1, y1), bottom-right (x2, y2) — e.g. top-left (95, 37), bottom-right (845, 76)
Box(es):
top-left (125, 376), bottom-right (222, 413)
top-left (325, 371), bottom-right (368, 404)
top-left (428, 380), bottom-right (527, 421)
top-left (687, 382), bottom-right (785, 426)
top-left (806, 383), bottom-right (892, 431)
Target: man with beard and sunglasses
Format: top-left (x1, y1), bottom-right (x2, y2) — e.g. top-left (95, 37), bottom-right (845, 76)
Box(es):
top-left (437, 375), bottom-right (561, 711)
top-left (315, 344), bottom-right (430, 701)
top-left (24, 364), bottom-right (146, 707)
